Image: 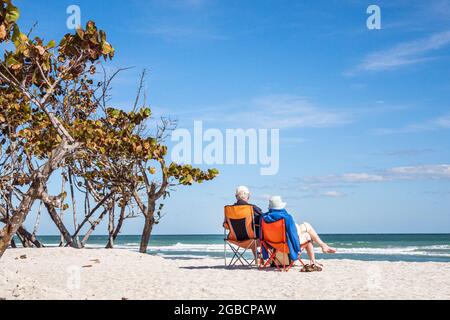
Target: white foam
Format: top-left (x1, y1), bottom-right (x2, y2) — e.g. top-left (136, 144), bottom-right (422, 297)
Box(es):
top-left (319, 246), bottom-right (450, 257)
top-left (146, 243), bottom-right (450, 257)
top-left (38, 241), bottom-right (450, 258)
top-left (148, 242), bottom-right (224, 252)
top-left (156, 253), bottom-right (213, 259)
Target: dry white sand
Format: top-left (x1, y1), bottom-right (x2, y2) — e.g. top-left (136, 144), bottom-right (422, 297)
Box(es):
top-left (1, 248), bottom-right (449, 300)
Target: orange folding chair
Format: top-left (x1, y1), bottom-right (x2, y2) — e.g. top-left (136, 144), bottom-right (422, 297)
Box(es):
top-left (259, 218), bottom-right (306, 272)
top-left (223, 205), bottom-right (259, 267)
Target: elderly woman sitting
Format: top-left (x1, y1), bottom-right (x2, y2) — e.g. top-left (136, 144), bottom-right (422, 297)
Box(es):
top-left (264, 195), bottom-right (336, 271)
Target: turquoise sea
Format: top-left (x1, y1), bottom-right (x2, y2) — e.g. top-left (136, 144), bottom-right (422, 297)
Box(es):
top-left (23, 234), bottom-right (450, 263)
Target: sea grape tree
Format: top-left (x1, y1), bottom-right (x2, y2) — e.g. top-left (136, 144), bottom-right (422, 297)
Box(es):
top-left (0, 0), bottom-right (218, 257)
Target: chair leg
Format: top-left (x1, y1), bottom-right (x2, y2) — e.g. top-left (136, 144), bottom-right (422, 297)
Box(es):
top-left (264, 250), bottom-right (280, 271)
top-left (254, 241), bottom-right (258, 266)
top-left (260, 242), bottom-right (285, 272)
top-left (228, 243), bottom-right (245, 266)
top-left (227, 242), bottom-right (257, 267)
top-left (227, 243), bottom-right (239, 266)
top-left (261, 242), bottom-right (272, 268)
top-left (224, 241), bottom-right (227, 267)
top-left (286, 260), bottom-right (295, 272)
top-left (258, 248), bottom-right (263, 269)
top-left (260, 242), bottom-right (277, 270)
top-left (272, 253), bottom-right (281, 271)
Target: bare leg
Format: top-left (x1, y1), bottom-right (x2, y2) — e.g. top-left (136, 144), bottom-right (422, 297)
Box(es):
top-left (304, 242), bottom-right (316, 265)
top-left (302, 223), bottom-right (336, 254)
top-left (251, 240), bottom-right (260, 262)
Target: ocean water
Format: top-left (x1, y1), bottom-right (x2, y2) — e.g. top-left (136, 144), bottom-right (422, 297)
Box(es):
top-left (21, 234), bottom-right (450, 263)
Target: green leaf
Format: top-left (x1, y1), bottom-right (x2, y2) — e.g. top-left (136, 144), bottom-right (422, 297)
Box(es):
top-left (47, 40), bottom-right (56, 49)
top-left (101, 41), bottom-right (112, 55)
top-left (5, 55), bottom-right (19, 68)
top-left (5, 4), bottom-right (20, 23)
top-left (143, 107), bottom-right (151, 118)
top-left (11, 25), bottom-right (27, 48)
top-left (107, 108), bottom-right (121, 118)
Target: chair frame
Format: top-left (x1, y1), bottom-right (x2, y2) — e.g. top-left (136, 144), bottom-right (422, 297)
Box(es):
top-left (223, 205), bottom-right (259, 267)
top-left (259, 219), bottom-right (306, 272)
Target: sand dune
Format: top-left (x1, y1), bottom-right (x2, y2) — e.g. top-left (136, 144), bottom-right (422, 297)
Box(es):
top-left (1, 248), bottom-right (449, 300)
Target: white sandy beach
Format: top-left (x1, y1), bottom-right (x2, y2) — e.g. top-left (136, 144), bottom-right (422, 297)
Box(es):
top-left (1, 248), bottom-right (449, 300)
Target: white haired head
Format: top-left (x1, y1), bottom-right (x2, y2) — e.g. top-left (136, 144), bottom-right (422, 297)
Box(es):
top-left (235, 186), bottom-right (250, 201)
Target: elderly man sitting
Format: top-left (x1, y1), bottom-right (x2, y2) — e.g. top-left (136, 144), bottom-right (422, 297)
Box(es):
top-left (233, 186), bottom-right (263, 234)
top-left (227, 186), bottom-right (263, 260)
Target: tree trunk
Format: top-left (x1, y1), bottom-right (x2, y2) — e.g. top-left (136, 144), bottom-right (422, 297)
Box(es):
top-left (139, 201), bottom-right (156, 254)
top-left (81, 209), bottom-right (107, 246)
top-left (15, 231), bottom-right (29, 247)
top-left (17, 227), bottom-right (44, 248)
top-left (106, 208), bottom-right (114, 249)
top-left (107, 201), bottom-right (126, 248)
top-left (45, 203), bottom-right (80, 248)
top-left (139, 214), bottom-right (154, 254)
top-left (72, 191), bottom-right (113, 239)
top-left (0, 186), bottom-right (39, 257)
top-left (112, 204), bottom-right (126, 241)
top-left (1, 218), bottom-right (43, 248)
top-left (0, 140), bottom-right (79, 258)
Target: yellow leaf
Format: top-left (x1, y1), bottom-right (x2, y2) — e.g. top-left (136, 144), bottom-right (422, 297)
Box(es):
top-left (0, 25), bottom-right (6, 40)
top-left (35, 45), bottom-right (45, 55)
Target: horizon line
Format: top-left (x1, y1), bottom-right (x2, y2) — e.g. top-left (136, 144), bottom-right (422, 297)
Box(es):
top-left (31, 232), bottom-right (450, 236)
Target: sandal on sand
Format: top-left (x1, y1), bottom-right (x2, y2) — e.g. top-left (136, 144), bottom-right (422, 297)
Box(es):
top-left (311, 264), bottom-right (323, 272)
top-left (300, 264), bottom-right (314, 272)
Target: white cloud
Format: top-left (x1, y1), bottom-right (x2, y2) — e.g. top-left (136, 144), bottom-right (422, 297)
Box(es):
top-left (249, 165), bottom-right (450, 200)
top-left (302, 164), bottom-right (450, 188)
top-left (434, 114), bottom-right (450, 128)
top-left (322, 191), bottom-right (346, 198)
top-left (381, 149), bottom-right (435, 157)
top-left (348, 30), bottom-right (450, 74)
top-left (281, 136), bottom-right (308, 145)
top-left (252, 193), bottom-right (272, 202)
top-left (303, 172), bottom-right (386, 185)
top-left (181, 94), bottom-right (352, 130)
top-left (387, 164), bottom-right (450, 179)
top-left (249, 95), bottom-right (351, 129)
top-left (150, 0), bottom-right (209, 9)
top-left (341, 173), bottom-right (386, 182)
top-left (142, 26), bottom-right (226, 41)
top-left (374, 114), bottom-right (450, 135)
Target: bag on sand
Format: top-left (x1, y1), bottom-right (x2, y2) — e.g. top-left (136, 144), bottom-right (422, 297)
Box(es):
top-left (273, 252), bottom-right (291, 266)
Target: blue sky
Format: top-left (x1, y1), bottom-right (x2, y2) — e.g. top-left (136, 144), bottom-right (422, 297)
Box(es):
top-left (15, 0), bottom-right (450, 234)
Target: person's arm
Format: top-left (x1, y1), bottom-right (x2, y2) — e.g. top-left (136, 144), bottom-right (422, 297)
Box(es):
top-left (252, 205), bottom-right (263, 228)
top-left (253, 205), bottom-right (263, 216)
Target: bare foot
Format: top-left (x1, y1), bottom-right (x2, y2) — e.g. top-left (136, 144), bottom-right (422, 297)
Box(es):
top-left (321, 244), bottom-right (336, 254)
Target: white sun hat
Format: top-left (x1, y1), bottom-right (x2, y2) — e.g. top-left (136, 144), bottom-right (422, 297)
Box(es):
top-left (268, 196), bottom-right (286, 210)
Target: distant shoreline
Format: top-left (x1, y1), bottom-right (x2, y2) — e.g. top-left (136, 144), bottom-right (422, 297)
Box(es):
top-left (28, 233), bottom-right (450, 236)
